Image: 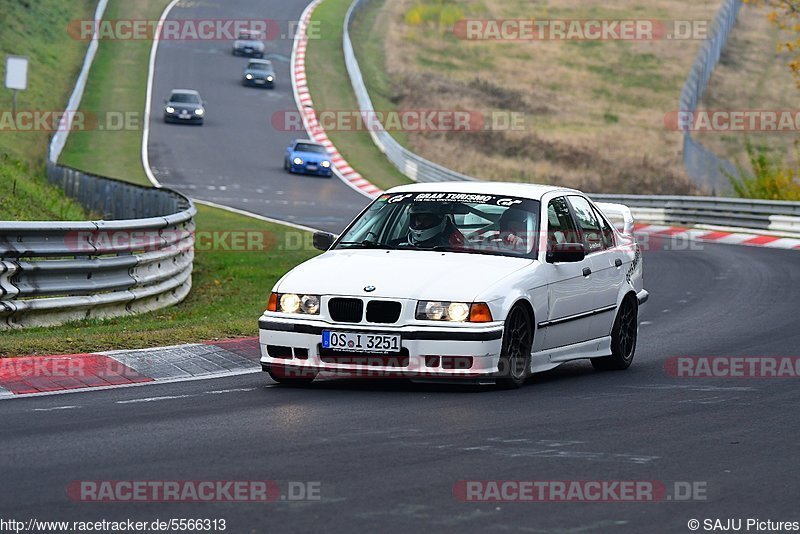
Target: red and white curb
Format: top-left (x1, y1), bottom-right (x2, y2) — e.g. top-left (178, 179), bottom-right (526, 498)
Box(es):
top-left (0, 338), bottom-right (261, 399)
top-left (634, 224), bottom-right (800, 250)
top-left (291, 0), bottom-right (383, 198)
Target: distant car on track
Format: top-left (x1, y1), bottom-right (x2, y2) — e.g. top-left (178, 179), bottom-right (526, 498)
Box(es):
top-left (242, 59), bottom-right (275, 88)
top-left (258, 182), bottom-right (648, 388)
top-left (284, 140), bottom-right (333, 177)
top-left (232, 30), bottom-right (265, 57)
top-left (163, 89), bottom-right (205, 125)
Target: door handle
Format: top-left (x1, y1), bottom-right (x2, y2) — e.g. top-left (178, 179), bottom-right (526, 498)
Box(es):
top-left (615, 258), bottom-right (623, 267)
top-left (582, 267), bottom-right (592, 277)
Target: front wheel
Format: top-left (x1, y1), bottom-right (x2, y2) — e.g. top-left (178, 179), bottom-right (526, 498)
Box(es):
top-left (496, 304), bottom-right (533, 389)
top-left (592, 296), bottom-right (638, 371)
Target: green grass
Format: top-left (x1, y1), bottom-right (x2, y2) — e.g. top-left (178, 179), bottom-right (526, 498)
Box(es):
top-left (59, 0), bottom-right (166, 184)
top-left (0, 0), bottom-right (95, 220)
top-left (0, 0), bottom-right (318, 356)
top-left (306, 0), bottom-right (410, 190)
top-left (0, 204), bottom-right (318, 356)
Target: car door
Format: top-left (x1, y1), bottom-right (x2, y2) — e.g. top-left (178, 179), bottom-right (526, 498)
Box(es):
top-left (566, 195), bottom-right (623, 340)
top-left (539, 196), bottom-right (595, 350)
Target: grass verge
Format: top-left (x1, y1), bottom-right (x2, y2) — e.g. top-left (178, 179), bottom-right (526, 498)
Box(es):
top-left (0, 0), bottom-right (94, 220)
top-left (0, 0), bottom-right (318, 356)
top-left (306, 0), bottom-right (410, 191)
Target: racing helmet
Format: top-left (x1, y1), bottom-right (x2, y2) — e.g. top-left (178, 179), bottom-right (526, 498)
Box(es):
top-left (408, 203), bottom-right (448, 244)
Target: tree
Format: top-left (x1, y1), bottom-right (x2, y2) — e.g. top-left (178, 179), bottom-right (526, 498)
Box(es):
top-left (745, 0), bottom-right (800, 87)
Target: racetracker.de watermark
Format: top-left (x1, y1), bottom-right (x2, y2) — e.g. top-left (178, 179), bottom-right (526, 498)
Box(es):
top-left (665, 356), bottom-right (800, 378)
top-left (67, 19), bottom-right (323, 41)
top-left (0, 111), bottom-right (141, 132)
top-left (272, 110), bottom-right (526, 132)
top-left (665, 110), bottom-right (800, 132)
top-left (453, 19), bottom-right (709, 41)
top-left (453, 480), bottom-right (707, 502)
top-left (67, 480), bottom-right (321, 502)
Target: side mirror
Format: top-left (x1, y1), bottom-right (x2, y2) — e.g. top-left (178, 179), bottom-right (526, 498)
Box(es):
top-left (313, 231), bottom-right (336, 251)
top-left (546, 242), bottom-right (586, 263)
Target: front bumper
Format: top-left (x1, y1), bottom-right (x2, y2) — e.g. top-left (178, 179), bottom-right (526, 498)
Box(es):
top-left (164, 112), bottom-right (203, 123)
top-left (289, 162), bottom-right (333, 176)
top-left (258, 316), bottom-right (504, 378)
top-left (234, 47), bottom-right (264, 57)
top-left (243, 77), bottom-right (274, 88)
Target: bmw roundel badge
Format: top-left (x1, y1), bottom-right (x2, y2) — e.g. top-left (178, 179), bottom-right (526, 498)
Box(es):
top-left (364, 285), bottom-right (376, 292)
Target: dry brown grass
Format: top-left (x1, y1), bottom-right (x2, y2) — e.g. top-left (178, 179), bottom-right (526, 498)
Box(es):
top-left (362, 0), bottom-right (746, 193)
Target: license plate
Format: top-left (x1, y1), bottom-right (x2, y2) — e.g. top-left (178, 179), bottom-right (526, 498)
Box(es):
top-left (322, 331), bottom-right (401, 353)
top-left (255, 79), bottom-right (265, 84)
top-left (307, 164), bottom-right (318, 171)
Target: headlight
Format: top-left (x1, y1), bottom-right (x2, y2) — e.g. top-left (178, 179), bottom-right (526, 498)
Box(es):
top-left (415, 301), bottom-right (492, 322)
top-left (271, 293), bottom-right (320, 315)
top-left (165, 106), bottom-right (175, 113)
top-left (195, 108), bottom-right (204, 116)
top-left (245, 73), bottom-right (253, 80)
top-left (266, 75), bottom-right (273, 82)
top-left (320, 161), bottom-right (331, 168)
top-left (293, 157), bottom-right (303, 165)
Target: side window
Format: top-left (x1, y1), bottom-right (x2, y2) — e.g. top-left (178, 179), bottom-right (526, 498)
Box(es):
top-left (591, 205), bottom-right (616, 249)
top-left (567, 196), bottom-right (604, 253)
top-left (547, 197), bottom-right (579, 249)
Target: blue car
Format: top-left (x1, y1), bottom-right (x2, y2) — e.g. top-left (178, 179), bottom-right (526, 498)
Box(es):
top-left (284, 140), bottom-right (333, 177)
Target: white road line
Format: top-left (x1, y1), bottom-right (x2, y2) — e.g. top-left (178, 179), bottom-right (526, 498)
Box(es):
top-left (32, 405), bottom-right (81, 412)
top-left (117, 394), bottom-right (196, 404)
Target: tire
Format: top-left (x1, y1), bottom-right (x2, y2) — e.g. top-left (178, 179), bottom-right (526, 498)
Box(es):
top-left (284, 158), bottom-right (290, 171)
top-left (266, 364), bottom-right (317, 386)
top-left (592, 296), bottom-right (638, 371)
top-left (495, 304), bottom-right (533, 389)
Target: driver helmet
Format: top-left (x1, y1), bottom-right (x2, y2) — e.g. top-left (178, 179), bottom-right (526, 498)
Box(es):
top-left (408, 203), bottom-right (448, 244)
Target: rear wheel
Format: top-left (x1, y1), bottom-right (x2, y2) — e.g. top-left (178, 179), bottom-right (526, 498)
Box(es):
top-left (592, 296), bottom-right (638, 371)
top-left (496, 304), bottom-right (533, 389)
top-left (266, 364), bottom-right (317, 386)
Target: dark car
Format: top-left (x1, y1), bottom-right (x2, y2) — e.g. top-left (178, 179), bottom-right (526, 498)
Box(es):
top-left (242, 59), bottom-right (275, 88)
top-left (284, 140), bottom-right (333, 177)
top-left (163, 89), bottom-right (205, 125)
top-left (232, 30), bottom-right (265, 58)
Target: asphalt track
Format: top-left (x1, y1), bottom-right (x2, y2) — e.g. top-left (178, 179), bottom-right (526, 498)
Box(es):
top-left (146, 0), bottom-right (369, 233)
top-left (2, 0), bottom-right (800, 532)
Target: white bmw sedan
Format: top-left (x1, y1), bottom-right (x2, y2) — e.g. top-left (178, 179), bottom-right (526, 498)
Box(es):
top-left (258, 182), bottom-right (647, 389)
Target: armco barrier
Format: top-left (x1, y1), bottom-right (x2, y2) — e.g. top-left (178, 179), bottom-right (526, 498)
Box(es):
top-left (589, 194), bottom-right (800, 235)
top-left (0, 0), bottom-right (197, 329)
top-left (1, 165), bottom-right (196, 329)
top-left (343, 0), bottom-right (475, 183)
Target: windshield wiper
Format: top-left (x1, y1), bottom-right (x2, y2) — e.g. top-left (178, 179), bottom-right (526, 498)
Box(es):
top-left (336, 240), bottom-right (397, 250)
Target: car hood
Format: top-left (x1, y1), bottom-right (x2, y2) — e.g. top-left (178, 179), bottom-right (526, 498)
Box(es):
top-left (245, 69), bottom-right (274, 76)
top-left (235, 39), bottom-right (264, 49)
top-left (166, 101), bottom-right (201, 109)
top-left (292, 149), bottom-right (329, 161)
top-left (276, 249), bottom-right (531, 301)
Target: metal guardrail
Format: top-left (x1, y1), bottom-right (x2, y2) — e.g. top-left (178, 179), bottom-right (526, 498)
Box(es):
top-left (343, 0), bottom-right (475, 183)
top-left (342, 0), bottom-right (800, 237)
top-left (679, 0), bottom-right (743, 194)
top-left (590, 194), bottom-right (800, 235)
top-left (0, 0), bottom-right (197, 330)
top-left (1, 166), bottom-right (196, 329)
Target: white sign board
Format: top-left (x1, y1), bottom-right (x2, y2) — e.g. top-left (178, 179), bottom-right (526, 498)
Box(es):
top-left (5, 56), bottom-right (28, 91)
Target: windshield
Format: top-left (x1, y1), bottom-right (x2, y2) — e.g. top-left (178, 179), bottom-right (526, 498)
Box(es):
top-left (295, 143), bottom-right (327, 154)
top-left (335, 192), bottom-right (541, 258)
top-left (170, 93), bottom-right (200, 104)
top-left (248, 62), bottom-right (272, 71)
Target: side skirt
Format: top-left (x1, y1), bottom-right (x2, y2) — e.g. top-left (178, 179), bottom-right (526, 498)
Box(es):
top-left (530, 336), bottom-right (612, 372)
